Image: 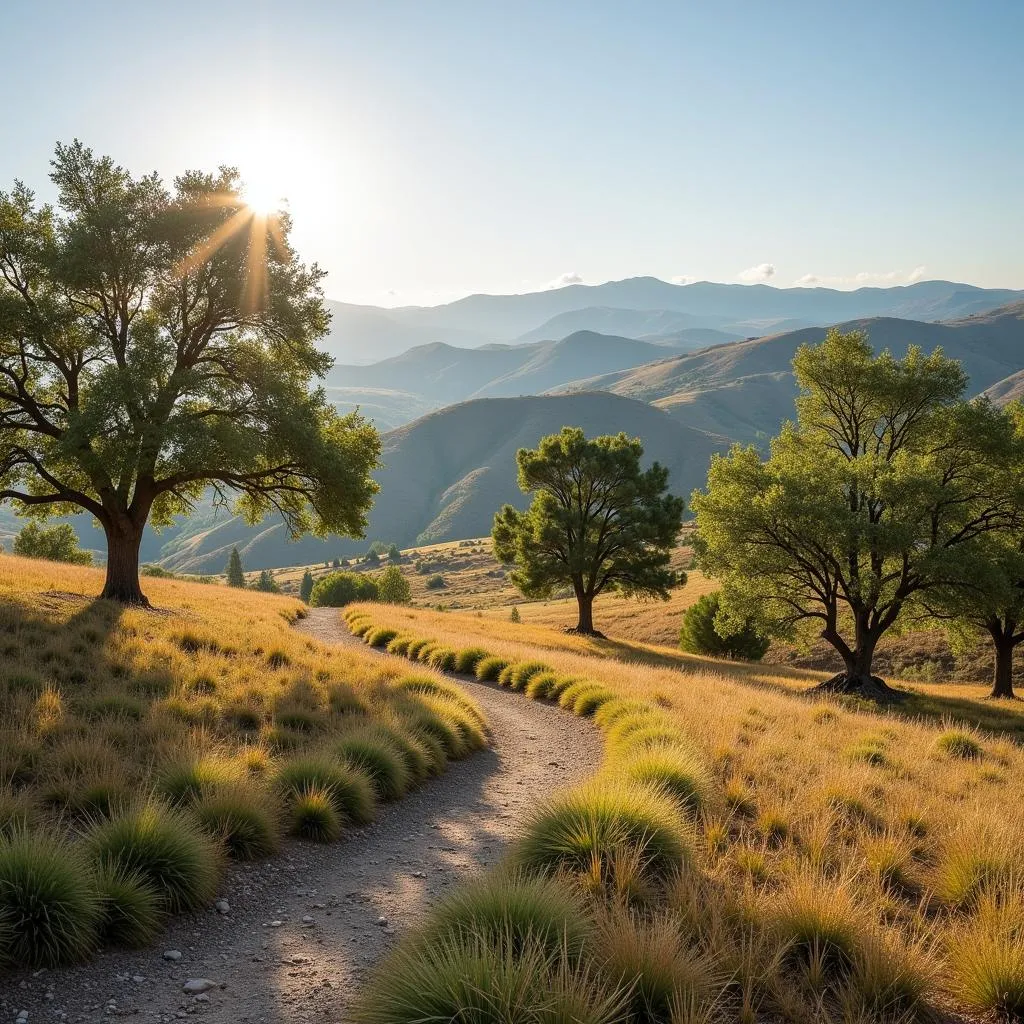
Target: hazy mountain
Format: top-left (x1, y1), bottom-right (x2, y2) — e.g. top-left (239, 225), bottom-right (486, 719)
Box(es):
top-left (155, 393), bottom-right (728, 573)
top-left (514, 307), bottom-right (730, 344)
top-left (570, 302), bottom-right (1024, 443)
top-left (327, 331), bottom-right (684, 410)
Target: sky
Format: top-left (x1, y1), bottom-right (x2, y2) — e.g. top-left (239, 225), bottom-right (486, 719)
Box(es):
top-left (2, 1), bottom-right (1022, 307)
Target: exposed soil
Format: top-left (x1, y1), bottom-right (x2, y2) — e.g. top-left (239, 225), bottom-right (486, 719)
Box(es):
top-left (2, 609), bottom-right (600, 1024)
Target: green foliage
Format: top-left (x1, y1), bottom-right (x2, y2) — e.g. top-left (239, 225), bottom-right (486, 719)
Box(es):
top-left (935, 729), bottom-right (983, 760)
top-left (310, 571), bottom-right (379, 607)
top-left (618, 744), bottom-right (710, 813)
top-left (255, 569), bottom-right (280, 593)
top-left (692, 329), bottom-right (1023, 691)
top-left (0, 831), bottom-right (100, 966)
top-left (475, 656), bottom-right (508, 682)
top-left (226, 547), bottom-right (246, 588)
top-left (287, 787), bottom-right (342, 842)
top-left (93, 864), bottom-right (164, 948)
top-left (12, 522), bottom-right (92, 565)
top-left (299, 570), bottom-right (315, 602)
top-left (334, 732), bottom-right (411, 801)
top-left (377, 564), bottom-right (412, 605)
top-left (425, 573), bottom-right (446, 590)
top-left (454, 648), bottom-right (488, 674)
top-left (193, 786), bottom-right (280, 860)
top-left (678, 591), bottom-right (768, 660)
top-left (387, 543), bottom-right (402, 562)
top-left (492, 428), bottom-right (684, 634)
top-left (509, 605), bottom-right (521, 623)
top-left (0, 142), bottom-right (380, 602)
top-left (275, 756), bottom-right (377, 825)
top-left (87, 802), bottom-right (222, 914)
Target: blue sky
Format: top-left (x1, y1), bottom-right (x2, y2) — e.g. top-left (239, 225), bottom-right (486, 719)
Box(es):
top-left (3, 1), bottom-right (1021, 305)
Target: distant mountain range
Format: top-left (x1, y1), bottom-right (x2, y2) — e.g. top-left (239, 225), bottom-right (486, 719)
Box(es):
top-left (321, 277), bottom-right (1024, 363)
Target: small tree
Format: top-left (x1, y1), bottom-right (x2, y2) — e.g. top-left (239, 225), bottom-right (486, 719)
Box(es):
top-left (509, 605), bottom-right (521, 623)
top-left (365, 550), bottom-right (380, 566)
top-left (13, 521), bottom-right (91, 564)
top-left (377, 564), bottom-right (411, 604)
top-left (679, 591), bottom-right (768, 660)
top-left (309, 571), bottom-right (378, 607)
top-left (387, 543), bottom-right (402, 563)
top-left (299, 569), bottom-right (315, 603)
top-left (0, 142), bottom-right (379, 605)
top-left (255, 569), bottom-right (280, 593)
top-left (226, 547), bottom-right (246, 588)
top-left (492, 428), bottom-right (684, 635)
top-left (692, 329), bottom-right (1021, 699)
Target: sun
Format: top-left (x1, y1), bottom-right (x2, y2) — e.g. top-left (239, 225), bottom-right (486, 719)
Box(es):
top-left (244, 175), bottom-right (284, 217)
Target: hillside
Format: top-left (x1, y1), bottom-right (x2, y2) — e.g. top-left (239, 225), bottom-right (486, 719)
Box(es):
top-left (570, 302), bottom-right (1024, 442)
top-left (513, 306), bottom-right (745, 345)
top-left (160, 392), bottom-right (728, 573)
top-left (327, 331), bottom-right (684, 411)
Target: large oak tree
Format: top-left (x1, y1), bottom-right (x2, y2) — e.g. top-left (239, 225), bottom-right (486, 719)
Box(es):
top-left (0, 142), bottom-right (379, 604)
top-left (691, 329), bottom-right (1021, 699)
top-left (492, 428), bottom-right (684, 635)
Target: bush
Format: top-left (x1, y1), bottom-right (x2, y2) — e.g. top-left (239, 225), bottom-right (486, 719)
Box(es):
top-left (509, 661), bottom-right (553, 691)
top-left (194, 785), bottom-right (280, 860)
top-left (13, 522), bottom-right (92, 565)
top-left (310, 571), bottom-right (379, 607)
top-left (678, 592), bottom-right (769, 660)
top-left (525, 671), bottom-right (559, 700)
top-left (334, 731), bottom-right (411, 801)
top-left (425, 574), bottom-right (446, 590)
top-left (935, 729), bottom-right (982, 760)
top-left (93, 864), bottom-right (164, 947)
top-left (377, 565), bottom-right (412, 605)
top-left (157, 757), bottom-right (240, 806)
top-left (366, 627), bottom-right (399, 648)
top-left (275, 756), bottom-right (377, 825)
top-left (516, 780), bottom-right (691, 883)
top-left (454, 647), bottom-right (488, 674)
top-left (423, 871), bottom-right (591, 958)
top-left (87, 802), bottom-right (222, 914)
top-left (475, 655), bottom-right (508, 681)
top-left (618, 744), bottom-right (710, 813)
top-left (0, 831), bottom-right (100, 966)
top-left (288, 787), bottom-right (342, 842)
top-left (426, 646), bottom-right (458, 672)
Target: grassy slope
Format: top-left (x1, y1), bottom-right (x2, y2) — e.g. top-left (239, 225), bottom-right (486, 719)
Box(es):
top-left (0, 555), bottom-right (485, 967)
top-left (349, 602), bottom-right (1024, 1021)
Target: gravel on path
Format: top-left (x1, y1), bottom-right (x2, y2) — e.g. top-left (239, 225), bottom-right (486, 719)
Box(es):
top-left (2, 608), bottom-right (600, 1024)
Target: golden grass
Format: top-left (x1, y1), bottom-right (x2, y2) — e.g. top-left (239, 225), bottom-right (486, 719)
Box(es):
top-left (0, 554), bottom-right (485, 964)
top-left (348, 600), bottom-right (1024, 1020)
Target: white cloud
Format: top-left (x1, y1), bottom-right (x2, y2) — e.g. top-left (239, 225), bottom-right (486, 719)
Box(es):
top-left (737, 263), bottom-right (776, 283)
top-left (548, 272), bottom-right (584, 289)
top-left (671, 274), bottom-right (697, 286)
top-left (792, 267), bottom-right (931, 289)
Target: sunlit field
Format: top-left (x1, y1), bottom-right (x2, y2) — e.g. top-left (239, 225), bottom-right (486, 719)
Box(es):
top-left (347, 601), bottom-right (1024, 1023)
top-left (0, 556), bottom-right (484, 967)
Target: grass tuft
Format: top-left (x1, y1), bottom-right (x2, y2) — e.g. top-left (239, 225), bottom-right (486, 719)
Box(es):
top-left (93, 864), bottom-right (164, 948)
top-left (287, 786), bottom-right (342, 842)
top-left (275, 755), bottom-right (377, 825)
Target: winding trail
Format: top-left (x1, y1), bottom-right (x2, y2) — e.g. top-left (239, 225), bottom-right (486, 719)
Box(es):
top-left (3, 609), bottom-right (600, 1024)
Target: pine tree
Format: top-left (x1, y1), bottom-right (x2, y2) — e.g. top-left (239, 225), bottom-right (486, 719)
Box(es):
top-left (299, 570), bottom-right (315, 602)
top-left (255, 569), bottom-right (280, 593)
top-left (509, 606), bottom-right (521, 623)
top-left (227, 548), bottom-right (246, 588)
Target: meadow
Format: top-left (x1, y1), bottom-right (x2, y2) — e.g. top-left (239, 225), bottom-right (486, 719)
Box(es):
top-left (346, 600), bottom-right (1024, 1024)
top-left (0, 555), bottom-right (485, 968)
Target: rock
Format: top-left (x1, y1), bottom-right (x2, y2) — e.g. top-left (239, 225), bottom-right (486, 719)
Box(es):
top-left (163, 950), bottom-right (182, 961)
top-left (132, 976), bottom-right (145, 984)
top-left (16, 1012), bottom-right (29, 1023)
top-left (301, 915), bottom-right (314, 925)
top-left (375, 916), bottom-right (388, 927)
top-left (267, 920), bottom-right (283, 928)
top-left (215, 899), bottom-right (230, 914)
top-left (182, 979), bottom-right (221, 995)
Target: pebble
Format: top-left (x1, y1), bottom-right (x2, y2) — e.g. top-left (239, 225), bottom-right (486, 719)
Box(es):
top-left (301, 915), bottom-right (314, 926)
top-left (16, 1012), bottom-right (28, 1023)
top-left (182, 979), bottom-right (220, 995)
top-left (267, 920), bottom-right (283, 928)
top-left (215, 899), bottom-right (231, 915)
top-left (163, 950), bottom-right (182, 961)
top-left (375, 916), bottom-right (388, 927)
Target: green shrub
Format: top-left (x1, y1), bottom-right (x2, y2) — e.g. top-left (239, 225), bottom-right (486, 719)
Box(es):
top-left (572, 687), bottom-right (615, 716)
top-left (509, 661), bottom-right (553, 691)
top-left (366, 626), bottom-right (398, 648)
top-left (454, 647), bottom-right (488, 674)
top-left (275, 756), bottom-right (377, 825)
top-left (558, 680), bottom-right (602, 710)
top-left (13, 521), bottom-right (92, 565)
top-left (157, 757), bottom-right (239, 805)
top-left (425, 574), bottom-right (446, 590)
top-left (194, 785), bottom-right (280, 860)
top-left (334, 732), bottom-right (411, 801)
top-left (406, 637), bottom-right (433, 660)
top-left (93, 864), bottom-right (164, 947)
top-left (377, 565), bottom-right (412, 605)
top-left (678, 592), bottom-right (769, 660)
top-left (516, 780), bottom-right (691, 883)
top-left (497, 663), bottom-right (517, 687)
top-left (288, 787), bottom-right (342, 842)
top-left (423, 871), bottom-right (591, 958)
top-left (935, 729), bottom-right (983, 760)
top-left (427, 646), bottom-right (458, 672)
top-left (618, 744), bottom-right (710, 813)
top-left (386, 635), bottom-right (413, 656)
top-left (87, 802), bottom-right (221, 914)
top-left (547, 674), bottom-right (581, 699)
top-left (310, 572), bottom-right (379, 607)
top-left (0, 831), bottom-right (100, 966)
top-left (475, 655), bottom-right (508, 681)
top-left (525, 671), bottom-right (559, 699)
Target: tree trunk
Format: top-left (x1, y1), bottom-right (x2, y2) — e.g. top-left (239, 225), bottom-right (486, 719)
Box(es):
top-left (813, 614), bottom-right (903, 701)
top-left (987, 619), bottom-right (1017, 699)
top-left (100, 521), bottom-right (149, 606)
top-left (575, 591), bottom-right (595, 633)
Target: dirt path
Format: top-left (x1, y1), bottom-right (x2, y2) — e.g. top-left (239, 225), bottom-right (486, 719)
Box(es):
top-left (3, 609), bottom-right (600, 1024)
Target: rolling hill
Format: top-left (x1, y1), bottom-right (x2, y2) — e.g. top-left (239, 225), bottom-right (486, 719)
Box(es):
top-left (567, 302), bottom-right (1024, 442)
top-left (156, 392), bottom-right (728, 573)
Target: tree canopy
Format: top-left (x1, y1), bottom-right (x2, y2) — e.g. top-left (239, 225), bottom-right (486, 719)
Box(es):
top-left (377, 564), bottom-right (411, 604)
top-left (0, 141), bottom-right (379, 605)
top-left (12, 521), bottom-right (91, 564)
top-left (492, 427), bottom-right (684, 635)
top-left (691, 328), bottom-right (1022, 698)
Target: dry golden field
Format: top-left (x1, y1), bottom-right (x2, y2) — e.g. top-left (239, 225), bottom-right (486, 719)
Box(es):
top-left (347, 600), bottom-right (1024, 1022)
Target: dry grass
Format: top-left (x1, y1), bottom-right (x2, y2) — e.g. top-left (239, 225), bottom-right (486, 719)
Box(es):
top-left (349, 600), bottom-right (1024, 1021)
top-left (0, 554), bottom-right (484, 966)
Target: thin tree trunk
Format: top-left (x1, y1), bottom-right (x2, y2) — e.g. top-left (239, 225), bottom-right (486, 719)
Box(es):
top-left (987, 619), bottom-right (1017, 699)
top-left (100, 521), bottom-right (149, 606)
